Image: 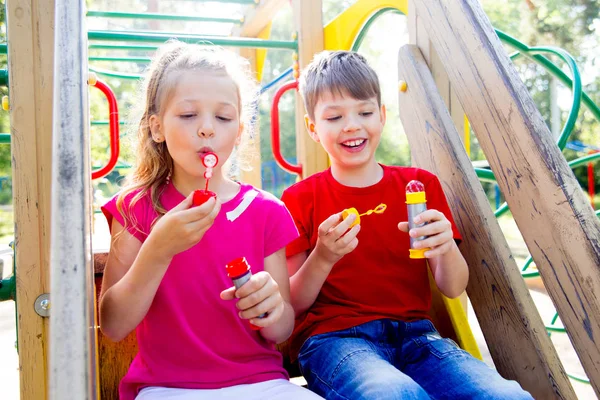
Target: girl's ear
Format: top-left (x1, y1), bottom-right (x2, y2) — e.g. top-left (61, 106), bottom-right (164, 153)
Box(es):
top-left (149, 115), bottom-right (164, 142)
top-left (304, 115), bottom-right (319, 143)
top-left (235, 122), bottom-right (244, 146)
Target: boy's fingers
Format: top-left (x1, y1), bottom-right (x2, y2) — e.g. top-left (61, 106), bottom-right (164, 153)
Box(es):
top-left (398, 222), bottom-right (409, 232)
top-left (330, 213), bottom-right (356, 238)
top-left (318, 212), bottom-right (344, 236)
top-left (414, 209), bottom-right (444, 224)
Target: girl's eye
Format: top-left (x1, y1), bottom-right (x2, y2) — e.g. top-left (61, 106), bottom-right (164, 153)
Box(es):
top-left (326, 116), bottom-right (341, 121)
top-left (180, 114), bottom-right (196, 119)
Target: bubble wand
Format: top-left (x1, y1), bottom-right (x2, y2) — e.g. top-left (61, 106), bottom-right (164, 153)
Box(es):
top-left (193, 152), bottom-right (219, 206)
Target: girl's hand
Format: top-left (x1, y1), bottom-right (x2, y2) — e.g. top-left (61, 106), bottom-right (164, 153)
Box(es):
top-left (314, 212), bottom-right (360, 266)
top-left (398, 209), bottom-right (454, 258)
top-left (148, 192), bottom-right (220, 261)
top-left (220, 271), bottom-right (284, 329)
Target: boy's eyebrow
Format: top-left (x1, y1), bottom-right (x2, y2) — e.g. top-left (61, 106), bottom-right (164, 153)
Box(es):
top-left (321, 99), bottom-right (377, 111)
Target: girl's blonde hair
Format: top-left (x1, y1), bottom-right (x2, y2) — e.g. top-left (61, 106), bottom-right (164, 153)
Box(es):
top-left (116, 41), bottom-right (258, 231)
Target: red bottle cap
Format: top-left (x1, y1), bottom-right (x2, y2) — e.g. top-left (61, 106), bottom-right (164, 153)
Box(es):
top-left (192, 189), bottom-right (216, 207)
top-left (225, 257), bottom-right (250, 279)
top-left (406, 180), bottom-right (425, 193)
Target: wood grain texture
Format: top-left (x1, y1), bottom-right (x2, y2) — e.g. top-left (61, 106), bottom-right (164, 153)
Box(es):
top-left (7, 1), bottom-right (55, 398)
top-left (292, 0), bottom-right (329, 178)
top-left (397, 45), bottom-right (575, 399)
top-left (414, 0), bottom-right (600, 395)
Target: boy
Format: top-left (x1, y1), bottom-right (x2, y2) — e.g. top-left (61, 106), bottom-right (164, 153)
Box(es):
top-left (281, 51), bottom-right (532, 399)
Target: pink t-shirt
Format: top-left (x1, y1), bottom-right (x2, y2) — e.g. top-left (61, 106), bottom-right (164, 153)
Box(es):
top-left (102, 182), bottom-right (298, 400)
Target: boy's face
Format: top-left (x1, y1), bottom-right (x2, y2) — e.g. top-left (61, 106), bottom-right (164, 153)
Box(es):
top-left (307, 90), bottom-right (385, 172)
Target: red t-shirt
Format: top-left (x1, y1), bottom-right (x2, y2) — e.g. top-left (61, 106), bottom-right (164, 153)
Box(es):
top-left (281, 165), bottom-right (462, 359)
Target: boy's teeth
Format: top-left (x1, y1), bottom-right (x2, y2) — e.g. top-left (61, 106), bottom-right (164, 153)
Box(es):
top-left (343, 139), bottom-right (365, 147)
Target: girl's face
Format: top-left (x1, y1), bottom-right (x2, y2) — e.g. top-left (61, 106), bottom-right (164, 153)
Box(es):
top-left (151, 70), bottom-right (243, 184)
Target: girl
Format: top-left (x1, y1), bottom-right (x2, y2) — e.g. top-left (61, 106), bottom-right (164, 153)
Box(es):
top-left (99, 41), bottom-right (322, 400)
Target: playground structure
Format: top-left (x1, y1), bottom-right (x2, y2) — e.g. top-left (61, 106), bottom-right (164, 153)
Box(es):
top-left (0, 0), bottom-right (599, 399)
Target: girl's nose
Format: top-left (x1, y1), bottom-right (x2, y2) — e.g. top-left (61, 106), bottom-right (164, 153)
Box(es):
top-left (198, 122), bottom-right (214, 138)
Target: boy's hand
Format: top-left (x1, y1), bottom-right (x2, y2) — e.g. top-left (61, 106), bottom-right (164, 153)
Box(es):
top-left (148, 192), bottom-right (220, 261)
top-left (398, 209), bottom-right (454, 258)
top-left (220, 271), bottom-right (284, 329)
top-left (314, 212), bottom-right (361, 266)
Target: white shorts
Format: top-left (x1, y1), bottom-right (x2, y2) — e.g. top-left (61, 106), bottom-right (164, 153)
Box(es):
top-left (136, 379), bottom-right (323, 400)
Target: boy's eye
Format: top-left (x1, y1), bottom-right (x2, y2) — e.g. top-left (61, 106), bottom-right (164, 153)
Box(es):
top-left (326, 116), bottom-right (342, 121)
top-left (216, 116), bottom-right (232, 122)
top-left (360, 112), bottom-right (373, 117)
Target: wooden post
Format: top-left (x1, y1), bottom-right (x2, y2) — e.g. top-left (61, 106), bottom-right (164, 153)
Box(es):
top-left (292, 0), bottom-right (328, 178)
top-left (6, 0), bottom-right (55, 398)
top-left (397, 45), bottom-right (575, 399)
top-left (414, 0), bottom-right (600, 394)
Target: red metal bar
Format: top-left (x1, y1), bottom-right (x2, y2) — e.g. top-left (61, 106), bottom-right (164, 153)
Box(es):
top-left (271, 80), bottom-right (302, 176)
top-left (91, 80), bottom-right (120, 180)
top-left (589, 150), bottom-right (598, 207)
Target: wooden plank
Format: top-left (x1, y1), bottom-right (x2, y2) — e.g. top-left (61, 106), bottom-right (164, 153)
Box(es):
top-left (292, 0), bottom-right (328, 178)
top-left (6, 1), bottom-right (55, 398)
top-left (233, 0), bottom-right (287, 38)
top-left (238, 47), bottom-right (262, 189)
top-left (414, 0), bottom-right (600, 394)
top-left (397, 44), bottom-right (575, 399)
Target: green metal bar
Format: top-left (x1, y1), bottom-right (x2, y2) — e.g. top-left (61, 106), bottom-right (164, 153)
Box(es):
top-left (91, 120), bottom-right (128, 125)
top-left (89, 56), bottom-right (152, 63)
top-left (88, 31), bottom-right (298, 50)
top-left (86, 11), bottom-right (243, 25)
top-left (0, 44), bottom-right (6, 54)
top-left (0, 275), bottom-right (15, 301)
top-left (89, 66), bottom-right (143, 80)
top-left (504, 40), bottom-right (600, 125)
top-left (567, 152), bottom-right (600, 169)
top-left (0, 134), bottom-right (10, 144)
top-left (0, 69), bottom-right (7, 86)
top-left (351, 8), bottom-right (404, 51)
top-left (89, 44), bottom-right (159, 52)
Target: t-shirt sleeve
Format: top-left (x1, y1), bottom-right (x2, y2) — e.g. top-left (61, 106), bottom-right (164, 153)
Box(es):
top-left (101, 192), bottom-right (149, 243)
top-left (424, 174), bottom-right (462, 244)
top-left (280, 187), bottom-right (312, 258)
top-left (263, 196), bottom-right (300, 258)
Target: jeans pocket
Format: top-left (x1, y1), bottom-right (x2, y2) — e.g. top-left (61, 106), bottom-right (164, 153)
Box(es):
top-left (427, 337), bottom-right (465, 360)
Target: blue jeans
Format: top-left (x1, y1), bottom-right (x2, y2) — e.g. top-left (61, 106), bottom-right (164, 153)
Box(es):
top-left (298, 319), bottom-right (533, 400)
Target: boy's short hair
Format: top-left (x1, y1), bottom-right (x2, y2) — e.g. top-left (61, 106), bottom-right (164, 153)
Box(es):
top-left (299, 50), bottom-right (381, 119)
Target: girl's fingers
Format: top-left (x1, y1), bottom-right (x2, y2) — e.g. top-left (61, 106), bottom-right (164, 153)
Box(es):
top-left (234, 271), bottom-right (270, 300)
top-left (239, 292), bottom-right (282, 320)
top-left (249, 301), bottom-right (284, 328)
top-left (220, 286), bottom-right (236, 300)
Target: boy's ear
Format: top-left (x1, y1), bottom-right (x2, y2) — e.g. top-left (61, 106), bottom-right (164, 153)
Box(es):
top-left (149, 115), bottom-right (164, 143)
top-left (304, 114), bottom-right (319, 142)
top-left (380, 104), bottom-right (387, 126)
top-left (235, 122), bottom-right (244, 146)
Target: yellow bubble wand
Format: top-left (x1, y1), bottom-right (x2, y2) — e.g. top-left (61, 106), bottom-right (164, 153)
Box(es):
top-left (341, 203), bottom-right (387, 227)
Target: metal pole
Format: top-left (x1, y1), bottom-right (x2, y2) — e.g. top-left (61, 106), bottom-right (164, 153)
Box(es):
top-left (50, 0), bottom-right (96, 398)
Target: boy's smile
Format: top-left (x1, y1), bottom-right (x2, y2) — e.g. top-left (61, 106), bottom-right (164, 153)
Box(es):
top-left (307, 90), bottom-right (386, 183)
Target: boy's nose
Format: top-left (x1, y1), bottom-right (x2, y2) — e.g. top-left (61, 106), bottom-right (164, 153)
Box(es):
top-left (343, 118), bottom-right (360, 132)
